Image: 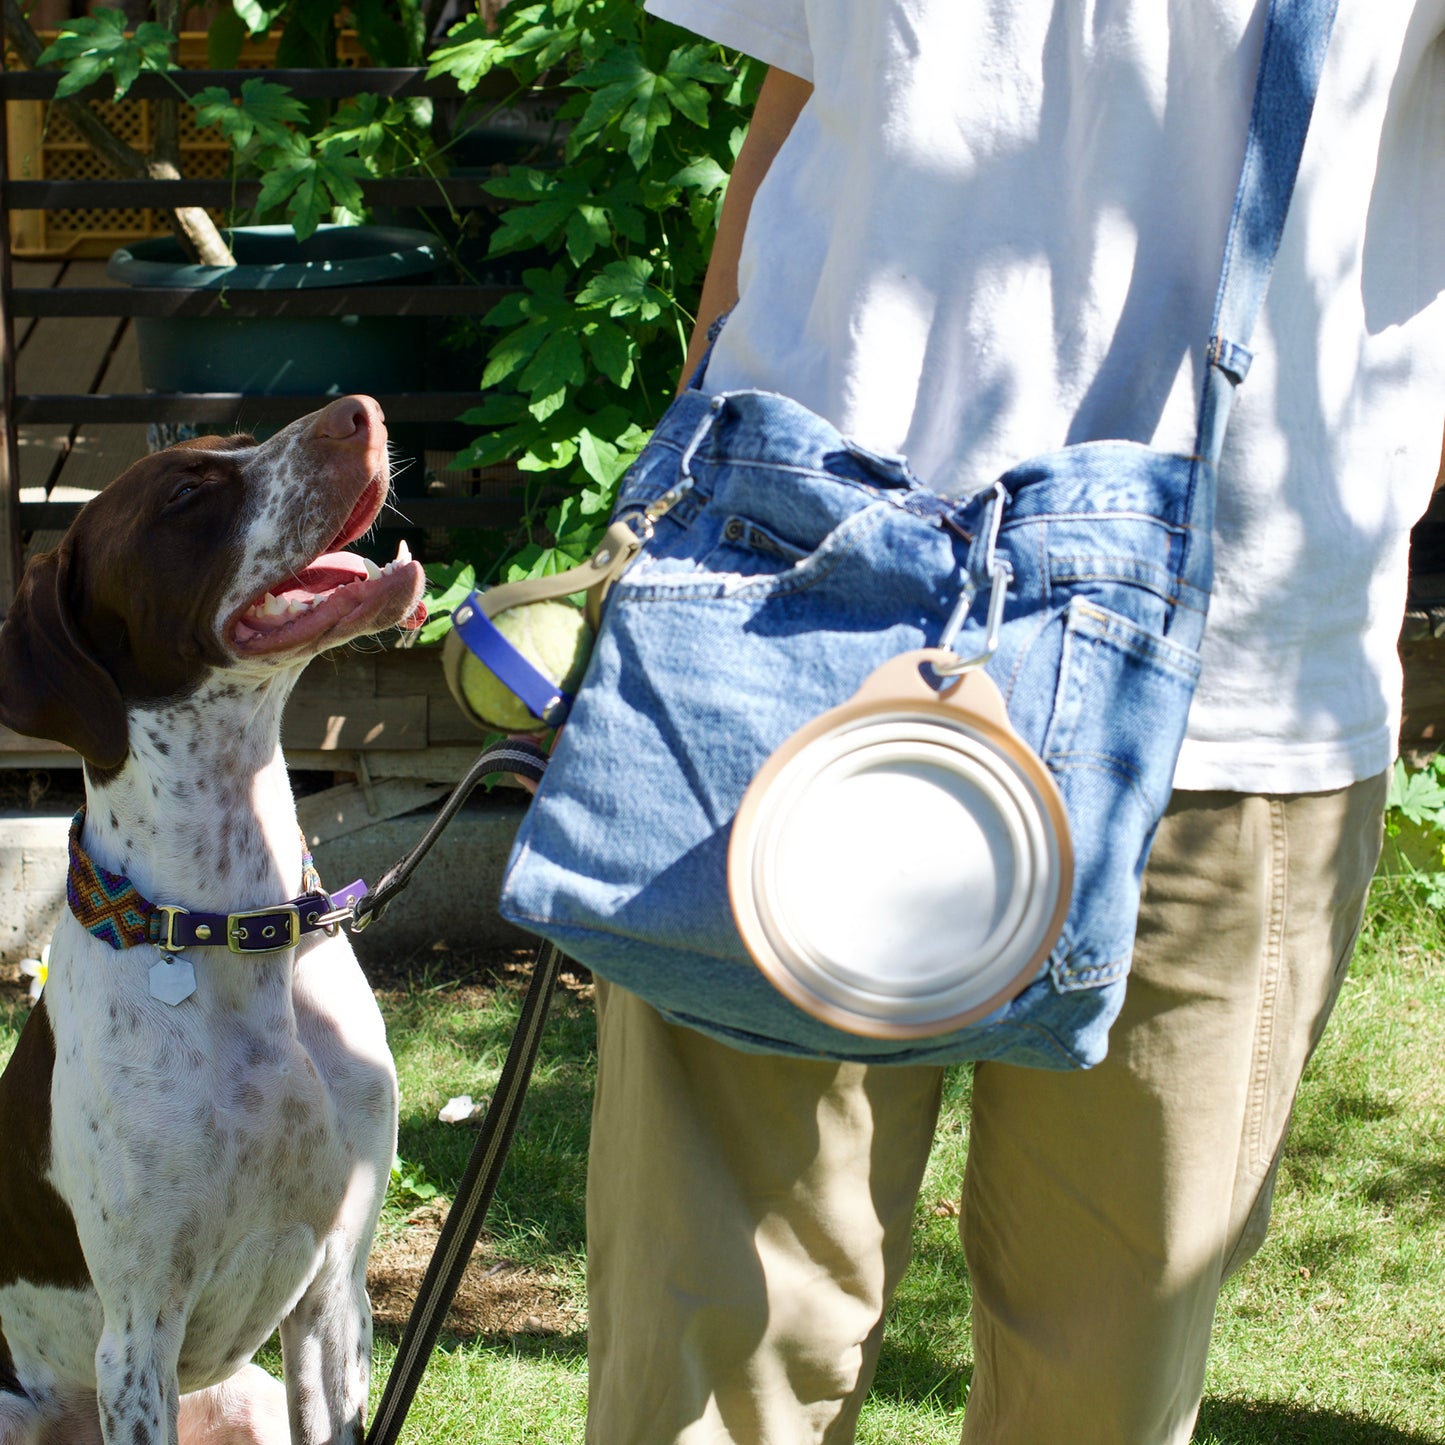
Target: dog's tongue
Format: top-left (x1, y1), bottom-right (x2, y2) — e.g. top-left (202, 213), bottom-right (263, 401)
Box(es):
top-left (282, 552), bottom-right (369, 597)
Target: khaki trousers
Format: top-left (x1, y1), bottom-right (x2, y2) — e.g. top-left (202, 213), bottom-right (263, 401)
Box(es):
top-left (585, 777), bottom-right (1387, 1445)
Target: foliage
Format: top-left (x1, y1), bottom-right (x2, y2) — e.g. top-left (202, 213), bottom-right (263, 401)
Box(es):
top-left (37, 0), bottom-right (761, 598)
top-left (1385, 754), bottom-right (1445, 907)
top-left (418, 559), bottom-right (481, 645)
top-left (1386, 752), bottom-right (1445, 836)
top-left (388, 1151), bottom-right (441, 1206)
top-left (37, 3), bottom-right (439, 240)
top-left (36, 7), bottom-right (177, 99)
top-left (426, 0), bottom-right (761, 591)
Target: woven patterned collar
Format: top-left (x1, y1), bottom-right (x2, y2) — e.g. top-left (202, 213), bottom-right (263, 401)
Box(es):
top-left (65, 806), bottom-right (360, 954)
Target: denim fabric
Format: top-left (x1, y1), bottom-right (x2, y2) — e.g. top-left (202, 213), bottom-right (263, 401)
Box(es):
top-left (500, 389), bottom-right (1213, 1067)
top-left (497, 0), bottom-right (1335, 1067)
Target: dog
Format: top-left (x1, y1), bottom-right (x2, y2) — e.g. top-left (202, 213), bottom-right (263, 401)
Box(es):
top-left (0, 395), bottom-right (427, 1445)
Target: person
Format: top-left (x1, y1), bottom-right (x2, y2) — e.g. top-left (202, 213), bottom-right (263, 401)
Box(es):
top-left (581, 3), bottom-right (1445, 1442)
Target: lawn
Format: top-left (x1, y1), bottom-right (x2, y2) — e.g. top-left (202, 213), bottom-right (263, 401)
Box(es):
top-left (2, 876), bottom-right (1442, 1443)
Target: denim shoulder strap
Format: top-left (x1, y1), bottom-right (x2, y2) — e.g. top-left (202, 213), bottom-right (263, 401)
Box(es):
top-left (1197, 0), bottom-right (1340, 464)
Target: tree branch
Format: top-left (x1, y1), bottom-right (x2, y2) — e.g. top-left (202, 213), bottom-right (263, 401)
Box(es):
top-left (3, 0), bottom-right (235, 266)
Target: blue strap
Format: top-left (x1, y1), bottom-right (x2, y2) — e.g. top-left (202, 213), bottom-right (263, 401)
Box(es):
top-left (452, 594), bottom-right (572, 727)
top-left (1199, 0), bottom-right (1340, 460)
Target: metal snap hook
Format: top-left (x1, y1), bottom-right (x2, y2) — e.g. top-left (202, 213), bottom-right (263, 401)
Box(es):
top-left (932, 561), bottom-right (1012, 678)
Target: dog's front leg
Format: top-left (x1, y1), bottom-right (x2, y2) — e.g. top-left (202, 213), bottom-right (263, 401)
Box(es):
top-left (95, 1323), bottom-right (181, 1445)
top-left (278, 1235), bottom-right (372, 1445)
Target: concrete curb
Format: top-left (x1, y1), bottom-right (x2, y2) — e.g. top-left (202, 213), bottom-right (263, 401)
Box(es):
top-left (1, 803), bottom-right (531, 968)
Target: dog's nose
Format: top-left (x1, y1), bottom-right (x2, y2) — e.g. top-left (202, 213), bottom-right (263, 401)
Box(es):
top-left (315, 395), bottom-right (382, 444)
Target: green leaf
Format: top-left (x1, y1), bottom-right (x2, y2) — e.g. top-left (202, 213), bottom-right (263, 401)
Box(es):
top-left (1389, 758), bottom-right (1445, 829)
top-left (564, 205), bottom-right (614, 265)
top-left (192, 77), bottom-right (306, 153)
top-left (38, 8), bottom-right (177, 100)
top-left (417, 560), bottom-right (479, 644)
top-left (389, 1153), bottom-right (439, 1203)
top-left (207, 5), bottom-right (249, 69)
top-left (671, 155), bottom-right (729, 197)
top-left (253, 137), bottom-right (367, 240)
top-left (480, 323), bottom-right (549, 389)
top-left (576, 257), bottom-right (665, 321)
top-left (232, 0), bottom-right (289, 37)
top-left (519, 435), bottom-right (579, 471)
top-left (320, 93), bottom-right (393, 159)
top-left (486, 172), bottom-right (597, 257)
top-left (350, 0), bottom-right (425, 66)
top-left (576, 429), bottom-right (621, 487)
top-left (585, 320), bottom-right (636, 388)
top-left (426, 14), bottom-right (503, 91)
top-left (507, 544), bottom-right (587, 582)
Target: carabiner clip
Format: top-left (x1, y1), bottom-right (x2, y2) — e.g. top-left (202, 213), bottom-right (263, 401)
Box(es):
top-left (932, 561), bottom-right (1011, 677)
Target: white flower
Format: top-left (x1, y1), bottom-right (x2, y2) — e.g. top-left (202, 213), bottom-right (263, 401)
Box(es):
top-left (19, 944), bottom-right (49, 1002)
top-left (438, 1094), bottom-right (477, 1124)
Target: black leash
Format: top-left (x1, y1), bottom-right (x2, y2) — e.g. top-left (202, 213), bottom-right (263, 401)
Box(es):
top-left (334, 736), bottom-right (562, 1445)
top-left (365, 937), bottom-right (563, 1445)
top-left (346, 737), bottom-right (550, 935)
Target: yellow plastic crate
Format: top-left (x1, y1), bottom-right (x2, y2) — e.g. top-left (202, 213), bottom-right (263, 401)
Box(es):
top-left (6, 31), bottom-right (369, 259)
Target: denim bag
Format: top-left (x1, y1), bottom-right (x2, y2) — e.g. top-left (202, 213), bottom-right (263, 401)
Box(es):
top-left (499, 0), bottom-right (1338, 1068)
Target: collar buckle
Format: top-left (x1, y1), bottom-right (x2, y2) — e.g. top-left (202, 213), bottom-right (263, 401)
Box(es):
top-left (227, 905), bottom-right (301, 954)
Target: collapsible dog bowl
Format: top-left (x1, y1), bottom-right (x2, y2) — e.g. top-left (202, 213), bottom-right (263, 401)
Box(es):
top-left (728, 650), bottom-right (1072, 1039)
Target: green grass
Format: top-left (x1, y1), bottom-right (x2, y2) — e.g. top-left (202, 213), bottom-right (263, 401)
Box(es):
top-left (3, 877), bottom-right (1443, 1442)
top-left (1195, 880), bottom-right (1445, 1443)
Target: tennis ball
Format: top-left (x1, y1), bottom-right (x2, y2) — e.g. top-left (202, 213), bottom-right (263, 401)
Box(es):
top-left (458, 598), bottom-right (595, 732)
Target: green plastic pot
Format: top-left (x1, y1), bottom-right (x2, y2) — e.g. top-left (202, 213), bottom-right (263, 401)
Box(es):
top-left (108, 224), bottom-right (439, 400)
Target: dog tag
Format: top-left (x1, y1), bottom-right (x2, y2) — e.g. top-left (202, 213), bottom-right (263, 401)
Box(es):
top-left (149, 952), bottom-right (197, 1006)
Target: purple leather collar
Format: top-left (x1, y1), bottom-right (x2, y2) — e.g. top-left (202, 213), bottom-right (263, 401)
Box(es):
top-left (66, 806), bottom-right (366, 954)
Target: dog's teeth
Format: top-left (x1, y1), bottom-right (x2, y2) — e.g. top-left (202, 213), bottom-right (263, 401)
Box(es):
top-left (363, 557), bottom-right (382, 580)
top-left (262, 593), bottom-right (290, 617)
top-left (379, 539), bottom-right (413, 577)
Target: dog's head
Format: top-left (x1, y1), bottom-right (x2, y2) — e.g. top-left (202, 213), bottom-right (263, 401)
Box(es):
top-left (0, 395), bottom-right (426, 769)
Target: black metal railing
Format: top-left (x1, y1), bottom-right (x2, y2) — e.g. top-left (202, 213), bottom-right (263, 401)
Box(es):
top-left (0, 56), bottom-right (520, 608)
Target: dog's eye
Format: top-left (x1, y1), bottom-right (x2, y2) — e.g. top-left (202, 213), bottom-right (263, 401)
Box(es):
top-left (165, 472), bottom-right (209, 506)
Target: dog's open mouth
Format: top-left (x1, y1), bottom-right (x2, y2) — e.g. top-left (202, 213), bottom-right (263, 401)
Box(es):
top-left (228, 480), bottom-right (428, 656)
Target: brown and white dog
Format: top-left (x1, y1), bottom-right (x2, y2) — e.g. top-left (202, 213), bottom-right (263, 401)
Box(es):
top-left (0, 396), bottom-right (426, 1445)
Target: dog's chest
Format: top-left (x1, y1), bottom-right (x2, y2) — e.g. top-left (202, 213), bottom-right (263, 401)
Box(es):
top-left (13, 924), bottom-right (364, 1391)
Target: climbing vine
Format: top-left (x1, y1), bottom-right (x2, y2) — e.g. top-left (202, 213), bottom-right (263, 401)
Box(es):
top-left (424, 0), bottom-right (759, 608)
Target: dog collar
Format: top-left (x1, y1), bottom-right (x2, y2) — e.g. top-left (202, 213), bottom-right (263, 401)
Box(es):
top-left (66, 806), bottom-right (367, 955)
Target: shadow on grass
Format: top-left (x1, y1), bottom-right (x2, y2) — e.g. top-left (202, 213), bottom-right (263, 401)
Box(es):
top-left (1195, 1397), bottom-right (1444, 1444)
top-left (1282, 1083), bottom-right (1445, 1224)
top-left (371, 1321), bottom-right (589, 1361)
top-left (867, 1337), bottom-right (971, 1414)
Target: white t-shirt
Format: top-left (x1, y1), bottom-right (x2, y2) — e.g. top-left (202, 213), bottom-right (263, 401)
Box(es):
top-left (645, 0), bottom-right (1445, 793)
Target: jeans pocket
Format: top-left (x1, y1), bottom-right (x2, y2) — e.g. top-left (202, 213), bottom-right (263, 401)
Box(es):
top-left (617, 495), bottom-right (904, 603)
top-left (1041, 595), bottom-right (1204, 990)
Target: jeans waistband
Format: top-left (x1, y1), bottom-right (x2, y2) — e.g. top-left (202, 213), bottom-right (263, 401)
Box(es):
top-left (625, 388), bottom-right (1208, 537)
top-left (627, 388), bottom-right (940, 500)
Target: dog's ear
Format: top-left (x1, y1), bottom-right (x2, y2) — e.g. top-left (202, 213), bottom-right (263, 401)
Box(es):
top-left (0, 544), bottom-right (129, 768)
